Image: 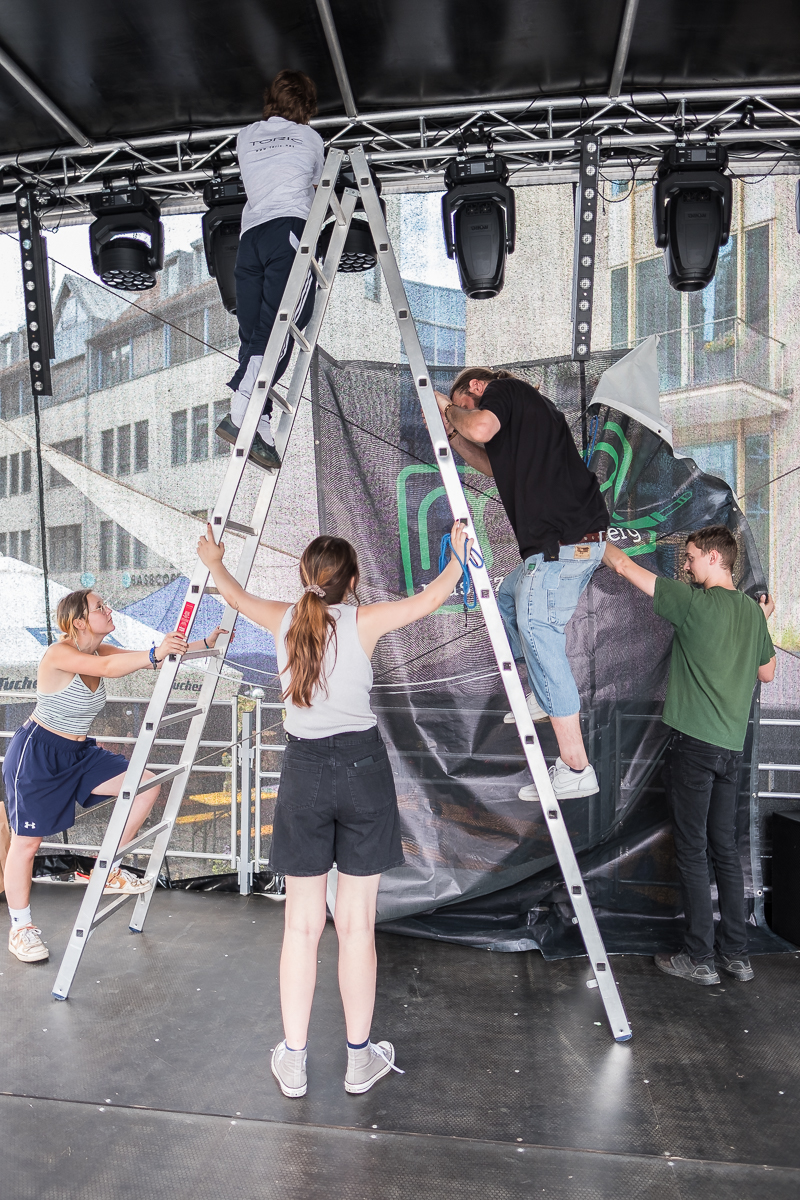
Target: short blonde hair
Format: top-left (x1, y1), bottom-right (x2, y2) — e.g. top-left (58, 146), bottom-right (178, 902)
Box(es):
top-left (56, 588), bottom-right (93, 644)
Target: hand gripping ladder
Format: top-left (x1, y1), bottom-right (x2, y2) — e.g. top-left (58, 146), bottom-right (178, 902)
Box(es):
top-left (348, 146), bottom-right (632, 1042)
top-left (52, 147), bottom-right (358, 1000)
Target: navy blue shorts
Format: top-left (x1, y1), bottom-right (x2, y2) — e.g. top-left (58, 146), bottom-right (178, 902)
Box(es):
top-left (2, 721), bottom-right (130, 838)
top-left (270, 726), bottom-right (404, 878)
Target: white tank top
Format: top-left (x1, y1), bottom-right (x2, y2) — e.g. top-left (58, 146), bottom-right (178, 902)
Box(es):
top-left (277, 604), bottom-right (376, 738)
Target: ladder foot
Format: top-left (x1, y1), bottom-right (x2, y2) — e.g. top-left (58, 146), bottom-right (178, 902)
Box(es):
top-left (615, 1032), bottom-right (633, 1043)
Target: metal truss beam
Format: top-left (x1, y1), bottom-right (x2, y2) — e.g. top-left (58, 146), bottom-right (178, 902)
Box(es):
top-left (3, 85), bottom-right (800, 217)
top-left (0, 42), bottom-right (91, 147)
top-left (608, 0), bottom-right (641, 99)
top-left (314, 0), bottom-right (359, 119)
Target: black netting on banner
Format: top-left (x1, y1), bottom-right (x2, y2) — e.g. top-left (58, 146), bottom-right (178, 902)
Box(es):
top-left (310, 348), bottom-right (785, 957)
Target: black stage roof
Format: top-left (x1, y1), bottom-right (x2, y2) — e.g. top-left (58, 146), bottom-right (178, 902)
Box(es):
top-left (1, 0), bottom-right (800, 154)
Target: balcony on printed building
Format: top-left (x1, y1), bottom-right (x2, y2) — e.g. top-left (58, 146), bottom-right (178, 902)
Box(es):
top-left (655, 317), bottom-right (790, 430)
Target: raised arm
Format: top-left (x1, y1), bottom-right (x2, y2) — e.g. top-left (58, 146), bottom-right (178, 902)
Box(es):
top-left (603, 541), bottom-right (658, 597)
top-left (197, 524), bottom-right (290, 638)
top-left (356, 520), bottom-right (472, 657)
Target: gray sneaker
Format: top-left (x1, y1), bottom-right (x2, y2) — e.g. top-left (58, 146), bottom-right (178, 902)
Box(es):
top-left (718, 953), bottom-right (755, 982)
top-left (344, 1040), bottom-right (404, 1095)
top-left (655, 950), bottom-right (720, 986)
top-left (504, 693), bottom-right (550, 725)
top-left (271, 1040), bottom-right (307, 1097)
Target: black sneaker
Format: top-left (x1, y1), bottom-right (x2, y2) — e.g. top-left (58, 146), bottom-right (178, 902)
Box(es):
top-left (717, 953), bottom-right (754, 982)
top-left (215, 414), bottom-right (282, 473)
top-left (654, 950), bottom-right (720, 986)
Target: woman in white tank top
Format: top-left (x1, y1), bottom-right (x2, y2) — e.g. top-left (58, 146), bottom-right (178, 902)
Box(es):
top-left (198, 518), bottom-right (470, 1098)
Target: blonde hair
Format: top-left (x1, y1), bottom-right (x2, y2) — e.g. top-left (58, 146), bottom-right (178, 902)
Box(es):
top-left (56, 588), bottom-right (93, 646)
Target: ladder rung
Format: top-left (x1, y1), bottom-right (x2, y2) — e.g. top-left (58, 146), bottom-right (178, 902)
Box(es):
top-left (226, 519), bottom-right (256, 536)
top-left (158, 706), bottom-right (206, 728)
top-left (309, 255), bottom-right (329, 288)
top-left (114, 820), bottom-right (171, 861)
top-left (289, 323), bottom-right (311, 352)
top-left (90, 894), bottom-right (132, 929)
top-left (181, 647), bottom-right (220, 662)
top-left (329, 192), bottom-right (347, 226)
top-left (136, 764), bottom-right (188, 795)
top-left (269, 387), bottom-right (293, 414)
top-left (205, 586), bottom-right (220, 595)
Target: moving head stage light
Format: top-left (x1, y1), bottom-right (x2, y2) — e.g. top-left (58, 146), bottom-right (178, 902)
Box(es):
top-left (652, 143), bottom-right (732, 292)
top-left (89, 182), bottom-right (164, 290)
top-left (202, 177), bottom-right (247, 313)
top-left (316, 163), bottom-right (386, 272)
top-left (442, 155), bottom-right (516, 300)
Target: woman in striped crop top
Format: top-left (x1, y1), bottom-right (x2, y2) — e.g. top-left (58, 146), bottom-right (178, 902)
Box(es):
top-left (3, 587), bottom-right (225, 967)
top-left (199, 518), bottom-right (470, 1100)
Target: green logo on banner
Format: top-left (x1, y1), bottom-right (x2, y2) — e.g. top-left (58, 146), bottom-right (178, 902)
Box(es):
top-left (396, 464), bottom-right (498, 611)
top-left (595, 421), bottom-right (693, 556)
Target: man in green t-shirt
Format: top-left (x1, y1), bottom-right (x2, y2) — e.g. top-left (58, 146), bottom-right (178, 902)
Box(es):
top-left (604, 525), bottom-right (775, 987)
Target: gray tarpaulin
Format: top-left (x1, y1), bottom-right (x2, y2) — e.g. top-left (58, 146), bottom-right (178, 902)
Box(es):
top-left (310, 347), bottom-right (776, 956)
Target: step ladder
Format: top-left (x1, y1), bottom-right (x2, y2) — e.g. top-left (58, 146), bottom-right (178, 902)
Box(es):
top-left (53, 143), bottom-right (632, 1043)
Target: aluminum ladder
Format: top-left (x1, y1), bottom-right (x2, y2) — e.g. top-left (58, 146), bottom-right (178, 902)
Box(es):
top-left (54, 143), bottom-right (633, 1042)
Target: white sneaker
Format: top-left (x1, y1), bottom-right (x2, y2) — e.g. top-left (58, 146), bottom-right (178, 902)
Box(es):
top-left (344, 1040), bottom-right (404, 1094)
top-left (103, 867), bottom-right (152, 896)
top-left (9, 925), bottom-right (49, 963)
top-left (504, 693), bottom-right (550, 724)
top-left (518, 757), bottom-right (599, 802)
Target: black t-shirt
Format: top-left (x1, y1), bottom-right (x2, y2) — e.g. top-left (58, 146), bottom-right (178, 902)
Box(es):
top-left (479, 378), bottom-right (609, 559)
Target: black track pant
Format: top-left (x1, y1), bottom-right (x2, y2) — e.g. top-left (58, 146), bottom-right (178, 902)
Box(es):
top-left (227, 216), bottom-right (316, 415)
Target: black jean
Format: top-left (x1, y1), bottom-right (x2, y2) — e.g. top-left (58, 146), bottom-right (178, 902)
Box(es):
top-left (227, 216), bottom-right (316, 409)
top-left (664, 731), bottom-right (748, 963)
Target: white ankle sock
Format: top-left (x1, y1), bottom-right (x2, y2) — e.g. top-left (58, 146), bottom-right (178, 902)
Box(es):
top-left (257, 416), bottom-right (275, 446)
top-left (9, 905), bottom-right (32, 929)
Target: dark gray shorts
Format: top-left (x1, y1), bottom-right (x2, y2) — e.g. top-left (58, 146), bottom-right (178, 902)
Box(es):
top-left (270, 726), bottom-right (404, 878)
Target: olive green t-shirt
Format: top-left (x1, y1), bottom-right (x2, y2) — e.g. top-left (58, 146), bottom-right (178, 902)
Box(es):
top-left (653, 577), bottom-right (775, 752)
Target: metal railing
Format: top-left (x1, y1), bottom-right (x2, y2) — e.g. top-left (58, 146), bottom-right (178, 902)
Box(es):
top-left (644, 318), bottom-right (786, 397)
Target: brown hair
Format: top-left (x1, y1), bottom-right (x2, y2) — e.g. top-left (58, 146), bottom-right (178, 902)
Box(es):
top-left (262, 70), bottom-right (318, 125)
top-left (282, 537), bottom-right (360, 708)
top-left (686, 525), bottom-right (738, 571)
top-left (56, 588), bottom-right (92, 645)
top-left (449, 366), bottom-right (519, 399)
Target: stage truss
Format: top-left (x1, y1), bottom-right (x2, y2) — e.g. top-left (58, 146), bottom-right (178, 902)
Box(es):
top-left (2, 86), bottom-right (800, 229)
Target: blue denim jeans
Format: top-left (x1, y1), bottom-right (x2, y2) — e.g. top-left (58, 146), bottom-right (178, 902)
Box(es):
top-left (497, 544), bottom-right (603, 718)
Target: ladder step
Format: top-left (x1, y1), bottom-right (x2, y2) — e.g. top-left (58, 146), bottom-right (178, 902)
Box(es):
top-left (289, 323), bottom-right (311, 353)
top-left (136, 764), bottom-right (188, 795)
top-left (226, 519), bottom-right (256, 536)
top-left (90, 894), bottom-right (132, 930)
top-left (157, 706), bottom-right (206, 729)
top-left (181, 647), bottom-right (220, 662)
top-left (114, 819), bottom-right (171, 861)
top-left (205, 586), bottom-right (220, 595)
top-left (309, 255), bottom-right (329, 288)
top-left (269, 387), bottom-right (293, 414)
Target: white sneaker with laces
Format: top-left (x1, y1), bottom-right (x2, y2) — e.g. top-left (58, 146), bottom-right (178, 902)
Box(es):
top-left (504, 693), bottom-right (550, 724)
top-left (9, 924), bottom-right (49, 963)
top-left (103, 867), bottom-right (152, 896)
top-left (518, 757), bottom-right (600, 802)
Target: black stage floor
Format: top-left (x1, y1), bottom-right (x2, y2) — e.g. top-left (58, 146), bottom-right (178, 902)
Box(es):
top-left (2, 886), bottom-right (799, 1200)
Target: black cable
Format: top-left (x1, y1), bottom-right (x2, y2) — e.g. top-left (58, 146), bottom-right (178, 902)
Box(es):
top-left (0, 227), bottom-right (239, 363)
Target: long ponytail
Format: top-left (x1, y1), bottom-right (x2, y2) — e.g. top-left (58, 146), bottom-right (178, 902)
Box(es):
top-left (282, 536), bottom-right (360, 708)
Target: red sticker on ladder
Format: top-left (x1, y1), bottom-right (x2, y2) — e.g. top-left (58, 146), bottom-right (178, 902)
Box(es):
top-left (176, 602), bottom-right (195, 638)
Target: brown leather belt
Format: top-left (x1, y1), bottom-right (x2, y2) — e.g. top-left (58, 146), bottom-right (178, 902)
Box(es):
top-left (559, 530), bottom-right (606, 547)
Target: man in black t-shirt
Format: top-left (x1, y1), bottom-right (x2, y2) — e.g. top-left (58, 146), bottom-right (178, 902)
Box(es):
top-left (436, 368), bottom-right (608, 801)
